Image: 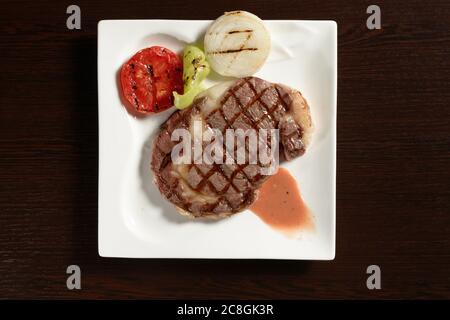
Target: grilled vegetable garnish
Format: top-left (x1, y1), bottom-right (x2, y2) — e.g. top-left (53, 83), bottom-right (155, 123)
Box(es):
top-left (120, 46), bottom-right (183, 114)
top-left (173, 45), bottom-right (210, 109)
top-left (204, 11), bottom-right (271, 77)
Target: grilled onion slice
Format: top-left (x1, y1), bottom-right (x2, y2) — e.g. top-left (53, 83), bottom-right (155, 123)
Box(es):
top-left (204, 11), bottom-right (271, 77)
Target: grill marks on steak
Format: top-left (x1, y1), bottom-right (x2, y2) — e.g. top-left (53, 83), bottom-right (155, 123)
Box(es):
top-left (151, 77), bottom-right (313, 217)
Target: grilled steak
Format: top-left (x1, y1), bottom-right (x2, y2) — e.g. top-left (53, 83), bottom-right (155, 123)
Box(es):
top-left (151, 77), bottom-right (313, 218)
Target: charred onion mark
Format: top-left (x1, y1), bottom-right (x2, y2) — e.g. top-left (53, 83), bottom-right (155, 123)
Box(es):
top-left (208, 47), bottom-right (258, 55)
top-left (225, 33), bottom-right (254, 71)
top-left (225, 11), bottom-right (242, 15)
top-left (227, 29), bottom-right (254, 34)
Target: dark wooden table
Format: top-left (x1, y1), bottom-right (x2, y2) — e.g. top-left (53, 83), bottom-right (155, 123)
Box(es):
top-left (1, 0), bottom-right (449, 299)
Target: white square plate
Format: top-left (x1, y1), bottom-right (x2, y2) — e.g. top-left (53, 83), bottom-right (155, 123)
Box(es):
top-left (98, 19), bottom-right (336, 259)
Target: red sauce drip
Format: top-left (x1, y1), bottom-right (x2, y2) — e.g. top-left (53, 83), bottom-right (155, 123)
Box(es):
top-left (250, 168), bottom-right (313, 235)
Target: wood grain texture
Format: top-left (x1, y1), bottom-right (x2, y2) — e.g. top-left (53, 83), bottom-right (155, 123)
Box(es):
top-left (0, 0), bottom-right (449, 299)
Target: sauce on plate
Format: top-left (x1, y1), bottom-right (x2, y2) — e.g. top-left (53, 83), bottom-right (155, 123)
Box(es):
top-left (250, 167), bottom-right (313, 235)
